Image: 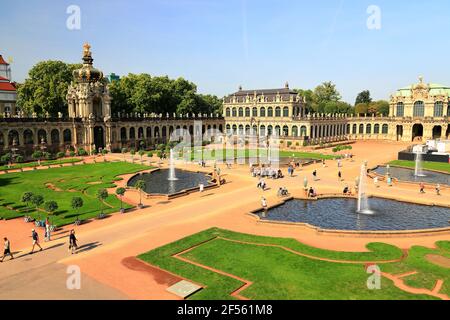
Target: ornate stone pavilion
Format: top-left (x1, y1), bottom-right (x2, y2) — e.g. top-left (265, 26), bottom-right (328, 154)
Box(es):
top-left (223, 77), bottom-right (450, 144)
top-left (0, 44), bottom-right (223, 156)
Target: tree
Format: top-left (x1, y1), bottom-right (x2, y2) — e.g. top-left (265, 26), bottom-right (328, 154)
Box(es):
top-left (355, 103), bottom-right (369, 115)
top-left (17, 61), bottom-right (81, 116)
top-left (21, 192), bottom-right (34, 207)
top-left (293, 89), bottom-right (316, 113)
top-left (32, 151), bottom-right (43, 166)
top-left (97, 189), bottom-right (108, 216)
top-left (71, 197), bottom-right (84, 220)
top-left (138, 150), bottom-right (145, 164)
top-left (375, 100), bottom-right (389, 116)
top-left (134, 180), bottom-right (146, 207)
top-left (31, 194), bottom-right (44, 211)
top-left (314, 82), bottom-right (341, 105)
top-left (116, 187), bottom-right (126, 211)
top-left (355, 90), bottom-right (372, 105)
top-left (44, 201), bottom-right (58, 214)
top-left (130, 149), bottom-right (136, 162)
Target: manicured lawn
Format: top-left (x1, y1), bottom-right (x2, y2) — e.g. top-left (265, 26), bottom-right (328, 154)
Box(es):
top-left (0, 158), bottom-right (82, 171)
top-left (388, 160), bottom-right (450, 173)
top-left (0, 161), bottom-right (149, 226)
top-left (138, 228), bottom-right (442, 300)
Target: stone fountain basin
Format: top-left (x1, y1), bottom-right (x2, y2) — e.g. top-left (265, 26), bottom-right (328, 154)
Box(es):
top-left (127, 168), bottom-right (214, 196)
top-left (253, 197), bottom-right (450, 232)
top-left (372, 166), bottom-right (450, 186)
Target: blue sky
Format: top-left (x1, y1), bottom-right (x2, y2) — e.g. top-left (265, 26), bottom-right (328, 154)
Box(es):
top-left (1, 0), bottom-right (450, 103)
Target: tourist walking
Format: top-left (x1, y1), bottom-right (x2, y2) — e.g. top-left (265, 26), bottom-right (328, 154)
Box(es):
top-left (69, 230), bottom-right (78, 254)
top-left (373, 176), bottom-right (379, 188)
top-left (435, 184), bottom-right (440, 195)
top-left (30, 229), bottom-right (43, 254)
top-left (312, 170), bottom-right (317, 181)
top-left (0, 237), bottom-right (14, 262)
top-left (338, 171), bottom-right (342, 181)
top-left (44, 218), bottom-right (51, 242)
top-left (261, 197), bottom-right (267, 210)
top-left (322, 159), bottom-right (326, 168)
top-left (419, 182), bottom-right (425, 194)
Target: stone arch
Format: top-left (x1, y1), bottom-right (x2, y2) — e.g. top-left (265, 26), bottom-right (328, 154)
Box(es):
top-left (225, 108), bottom-right (231, 117)
top-left (358, 124), bottom-right (364, 134)
top-left (146, 127), bottom-right (152, 138)
top-left (366, 124), bottom-right (371, 135)
top-left (161, 126), bottom-right (167, 138)
top-left (292, 126), bottom-right (298, 137)
top-left (0, 132), bottom-right (4, 146)
top-left (374, 124), bottom-right (380, 134)
top-left (238, 107), bottom-right (244, 117)
top-left (154, 126), bottom-right (160, 137)
top-left (283, 107), bottom-right (289, 117)
top-left (260, 107), bottom-right (266, 117)
top-left (51, 129), bottom-right (60, 144)
top-left (232, 108), bottom-right (237, 117)
top-left (268, 107), bottom-right (273, 117)
top-left (275, 107), bottom-right (281, 117)
top-left (129, 127), bottom-right (136, 140)
top-left (120, 127), bottom-right (127, 141)
top-left (24, 129), bottom-right (34, 145)
top-left (382, 124), bottom-right (389, 135)
top-left (38, 129), bottom-right (47, 143)
top-left (282, 125), bottom-right (289, 136)
top-left (412, 123), bottom-right (423, 141)
top-left (300, 126), bottom-right (307, 137)
top-left (274, 125), bottom-right (281, 136)
top-left (138, 127), bottom-right (144, 139)
top-left (432, 126), bottom-right (442, 139)
top-left (8, 130), bottom-right (19, 145)
top-left (260, 125), bottom-right (266, 136)
top-left (252, 107), bottom-right (258, 117)
top-left (352, 124), bottom-right (357, 134)
top-left (63, 129), bottom-right (72, 143)
top-left (245, 107), bottom-right (250, 117)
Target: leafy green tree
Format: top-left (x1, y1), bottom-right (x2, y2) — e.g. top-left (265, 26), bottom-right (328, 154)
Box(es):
top-left (97, 189), bottom-right (109, 216)
top-left (314, 82), bottom-right (341, 105)
top-left (116, 187), bottom-right (126, 211)
top-left (355, 90), bottom-right (372, 105)
top-left (44, 201), bottom-right (58, 214)
top-left (71, 197), bottom-right (84, 219)
top-left (17, 61), bottom-right (81, 116)
top-left (31, 194), bottom-right (44, 211)
top-left (21, 192), bottom-right (34, 207)
top-left (134, 180), bottom-right (146, 207)
top-left (138, 150), bottom-right (145, 163)
top-left (355, 103), bottom-right (369, 115)
top-left (375, 100), bottom-right (390, 116)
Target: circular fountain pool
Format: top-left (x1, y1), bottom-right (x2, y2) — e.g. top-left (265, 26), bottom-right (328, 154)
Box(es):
top-left (255, 197), bottom-right (450, 231)
top-left (127, 169), bottom-right (213, 195)
top-left (372, 166), bottom-right (450, 186)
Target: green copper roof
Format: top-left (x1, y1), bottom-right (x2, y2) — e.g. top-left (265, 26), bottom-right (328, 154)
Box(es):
top-left (395, 82), bottom-right (450, 97)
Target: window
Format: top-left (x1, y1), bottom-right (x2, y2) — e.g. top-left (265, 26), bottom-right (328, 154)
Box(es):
top-left (260, 107), bottom-right (266, 117)
top-left (238, 108), bottom-right (244, 117)
top-left (396, 102), bottom-right (404, 117)
top-left (275, 107), bottom-right (281, 117)
top-left (225, 108), bottom-right (230, 117)
top-left (413, 101), bottom-right (424, 117)
top-left (434, 102), bottom-right (444, 117)
top-left (282, 126), bottom-right (289, 136)
top-left (232, 108), bottom-right (237, 117)
top-left (245, 108), bottom-right (250, 117)
top-left (283, 107), bottom-right (289, 117)
top-left (382, 124), bottom-right (388, 134)
top-left (352, 124), bottom-right (357, 134)
top-left (252, 107), bottom-right (257, 117)
top-left (366, 124), bottom-right (371, 134)
top-left (292, 126), bottom-right (298, 137)
top-left (359, 124), bottom-right (364, 134)
top-left (268, 107), bottom-right (273, 117)
top-left (260, 125), bottom-right (266, 136)
top-left (374, 124), bottom-right (380, 134)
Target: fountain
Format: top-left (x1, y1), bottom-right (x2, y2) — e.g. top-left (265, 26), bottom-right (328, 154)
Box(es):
top-left (357, 164), bottom-right (373, 215)
top-left (414, 151), bottom-right (426, 177)
top-left (168, 149), bottom-right (178, 181)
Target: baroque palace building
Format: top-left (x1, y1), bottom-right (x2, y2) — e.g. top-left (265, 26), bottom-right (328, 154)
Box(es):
top-left (0, 44), bottom-right (223, 156)
top-left (223, 77), bottom-right (450, 144)
top-left (0, 44), bottom-right (449, 158)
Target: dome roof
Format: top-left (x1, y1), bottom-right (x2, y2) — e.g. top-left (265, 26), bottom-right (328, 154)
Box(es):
top-left (73, 43), bottom-right (103, 84)
top-left (394, 77), bottom-right (450, 97)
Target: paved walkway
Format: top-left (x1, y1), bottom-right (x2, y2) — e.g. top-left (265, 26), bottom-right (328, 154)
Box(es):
top-left (0, 140), bottom-right (449, 299)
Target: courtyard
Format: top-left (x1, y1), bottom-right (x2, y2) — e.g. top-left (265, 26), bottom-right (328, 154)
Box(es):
top-left (0, 140), bottom-right (448, 300)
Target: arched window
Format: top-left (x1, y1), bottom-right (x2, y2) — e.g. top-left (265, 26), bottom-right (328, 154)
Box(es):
top-left (252, 125), bottom-right (257, 135)
top-left (161, 127), bottom-right (167, 138)
top-left (413, 101), bottom-right (424, 117)
top-left (268, 107), bottom-right (273, 117)
top-left (238, 108), bottom-right (244, 117)
top-left (346, 124), bottom-right (350, 134)
top-left (245, 108), bottom-right (250, 117)
top-left (121, 128), bottom-right (127, 141)
top-left (434, 102), bottom-right (444, 117)
top-left (300, 126), bottom-right (307, 137)
top-left (267, 125), bottom-right (273, 135)
top-left (24, 129), bottom-right (34, 145)
top-left (292, 126), bottom-right (298, 137)
top-left (352, 124), bottom-right (357, 134)
top-left (359, 124), bottom-right (364, 134)
top-left (382, 124), bottom-right (388, 134)
top-left (38, 129), bottom-right (47, 143)
top-left (282, 126), bottom-right (289, 136)
top-left (232, 125), bottom-right (237, 134)
top-left (275, 107), bottom-right (281, 117)
top-left (138, 127), bottom-right (144, 139)
top-left (146, 127), bottom-right (152, 138)
top-left (260, 125), bottom-right (266, 136)
top-left (374, 124), bottom-right (380, 134)
top-left (245, 125), bottom-right (250, 135)
top-left (366, 124), bottom-right (371, 134)
top-left (396, 102), bottom-right (404, 117)
top-left (63, 129), bottom-right (72, 143)
top-left (154, 127), bottom-right (160, 137)
top-left (225, 108), bottom-right (231, 117)
top-left (252, 107), bottom-right (258, 117)
top-left (260, 107), bottom-right (266, 117)
top-left (8, 130), bottom-right (19, 145)
top-left (238, 125), bottom-right (244, 135)
top-left (51, 129), bottom-right (60, 144)
top-left (275, 125), bottom-right (281, 136)
top-left (129, 127), bottom-right (136, 140)
top-left (283, 107), bottom-right (289, 117)
top-left (232, 108), bottom-right (237, 117)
